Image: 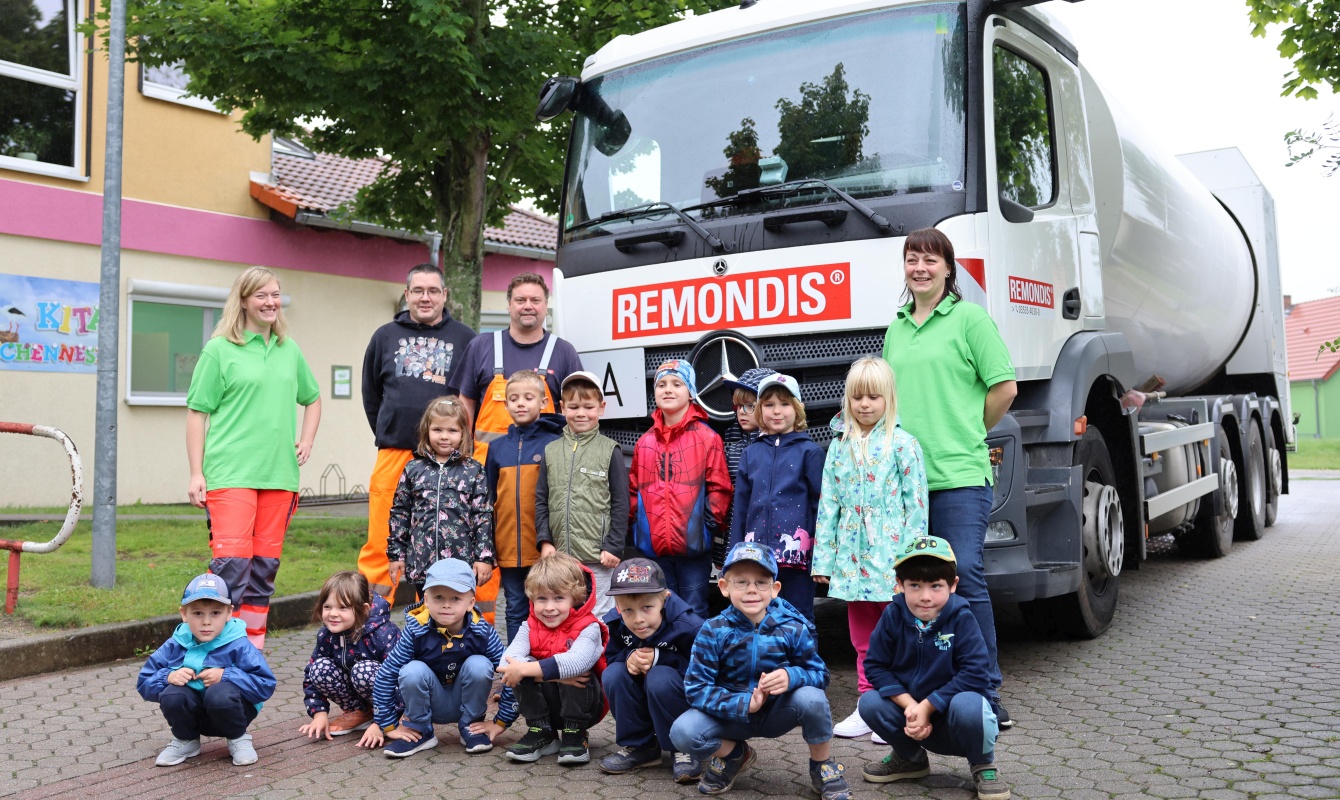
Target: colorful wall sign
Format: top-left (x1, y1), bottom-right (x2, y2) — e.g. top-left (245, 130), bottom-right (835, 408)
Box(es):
top-left (0, 273), bottom-right (100, 373)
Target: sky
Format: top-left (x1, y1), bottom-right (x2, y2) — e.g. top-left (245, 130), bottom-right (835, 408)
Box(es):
top-left (1045, 0), bottom-right (1340, 303)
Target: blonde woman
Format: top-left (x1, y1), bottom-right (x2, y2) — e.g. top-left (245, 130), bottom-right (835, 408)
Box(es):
top-left (186, 267), bottom-right (322, 649)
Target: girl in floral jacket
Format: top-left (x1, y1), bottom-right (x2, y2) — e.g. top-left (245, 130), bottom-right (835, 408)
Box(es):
top-left (387, 397), bottom-right (494, 599)
top-left (811, 357), bottom-right (928, 740)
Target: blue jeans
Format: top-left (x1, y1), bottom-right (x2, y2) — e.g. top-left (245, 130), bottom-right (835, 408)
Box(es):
top-left (499, 566), bottom-right (531, 644)
top-left (604, 664), bottom-right (690, 752)
top-left (928, 484), bottom-right (1001, 697)
top-left (858, 690), bottom-right (998, 767)
top-left (670, 686), bottom-right (833, 760)
top-left (396, 656), bottom-right (493, 735)
top-left (653, 555), bottom-right (712, 619)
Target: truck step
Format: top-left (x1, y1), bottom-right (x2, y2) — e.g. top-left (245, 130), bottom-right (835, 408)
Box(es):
top-left (1025, 484), bottom-right (1068, 508)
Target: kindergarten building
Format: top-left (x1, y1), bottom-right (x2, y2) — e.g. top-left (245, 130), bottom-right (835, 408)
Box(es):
top-left (0, 22), bottom-right (556, 506)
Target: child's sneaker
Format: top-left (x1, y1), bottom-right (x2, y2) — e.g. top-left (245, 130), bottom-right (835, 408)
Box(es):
top-left (227, 733), bottom-right (258, 766)
top-left (328, 709), bottom-right (374, 736)
top-left (861, 748), bottom-right (930, 783)
top-left (505, 726), bottom-right (559, 762)
top-left (154, 737), bottom-right (200, 766)
top-left (384, 732), bottom-right (439, 758)
top-left (973, 764), bottom-right (1012, 800)
top-left (458, 721), bottom-right (494, 754)
top-left (810, 758), bottom-right (851, 800)
top-left (556, 728), bottom-right (590, 765)
top-left (832, 709), bottom-right (873, 738)
top-left (698, 742), bottom-right (755, 795)
top-left (673, 752), bottom-right (703, 784)
top-left (599, 744), bottom-right (661, 773)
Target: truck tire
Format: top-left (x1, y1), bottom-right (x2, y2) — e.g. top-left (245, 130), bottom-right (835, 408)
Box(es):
top-left (1019, 427), bottom-right (1122, 639)
top-left (1264, 425), bottom-right (1282, 528)
top-left (1233, 421), bottom-right (1267, 541)
top-left (1179, 424), bottom-right (1234, 558)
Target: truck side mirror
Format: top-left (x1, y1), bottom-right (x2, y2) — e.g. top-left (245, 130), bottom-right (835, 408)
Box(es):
top-left (535, 76), bottom-right (581, 122)
top-left (999, 194), bottom-right (1035, 223)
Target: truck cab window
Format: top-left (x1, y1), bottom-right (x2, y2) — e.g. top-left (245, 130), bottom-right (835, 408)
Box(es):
top-left (993, 46), bottom-right (1055, 209)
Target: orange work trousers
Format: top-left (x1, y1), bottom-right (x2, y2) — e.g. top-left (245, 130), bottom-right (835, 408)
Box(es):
top-left (206, 487), bottom-right (297, 651)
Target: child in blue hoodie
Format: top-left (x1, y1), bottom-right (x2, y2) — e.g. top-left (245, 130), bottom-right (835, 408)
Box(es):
top-left (670, 543), bottom-right (850, 800)
top-left (728, 373), bottom-right (824, 626)
top-left (598, 558), bottom-right (705, 782)
top-left (137, 574), bottom-right (276, 767)
top-left (857, 536), bottom-right (1008, 800)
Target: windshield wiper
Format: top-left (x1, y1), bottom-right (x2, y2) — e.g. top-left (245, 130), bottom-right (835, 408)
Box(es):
top-left (568, 202), bottom-right (726, 252)
top-left (715, 178), bottom-right (895, 235)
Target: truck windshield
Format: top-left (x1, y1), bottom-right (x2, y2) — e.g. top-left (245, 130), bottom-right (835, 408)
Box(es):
top-left (562, 2), bottom-right (966, 242)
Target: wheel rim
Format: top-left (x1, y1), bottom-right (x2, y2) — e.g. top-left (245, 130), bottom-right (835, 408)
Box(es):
top-left (1220, 458), bottom-right (1239, 519)
top-left (1268, 447), bottom-right (1282, 497)
top-left (1083, 479), bottom-right (1124, 580)
top-left (1250, 447), bottom-right (1265, 515)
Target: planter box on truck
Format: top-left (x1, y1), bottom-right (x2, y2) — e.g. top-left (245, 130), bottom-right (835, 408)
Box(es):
top-left (535, 0), bottom-right (1293, 637)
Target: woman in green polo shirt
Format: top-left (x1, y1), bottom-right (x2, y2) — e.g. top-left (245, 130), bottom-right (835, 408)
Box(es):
top-left (186, 266), bottom-right (322, 650)
top-left (882, 227), bottom-right (1017, 726)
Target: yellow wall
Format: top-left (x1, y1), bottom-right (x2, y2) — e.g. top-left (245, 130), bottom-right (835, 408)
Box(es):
top-left (1, 233), bottom-right (408, 506)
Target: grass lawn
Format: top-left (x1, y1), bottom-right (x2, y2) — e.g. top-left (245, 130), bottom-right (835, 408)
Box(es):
top-left (0, 516), bottom-right (366, 629)
top-left (1289, 437), bottom-right (1340, 471)
top-left (1, 502), bottom-right (205, 516)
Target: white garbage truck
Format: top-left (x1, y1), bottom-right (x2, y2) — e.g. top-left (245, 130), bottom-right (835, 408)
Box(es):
top-left (535, 0), bottom-right (1293, 637)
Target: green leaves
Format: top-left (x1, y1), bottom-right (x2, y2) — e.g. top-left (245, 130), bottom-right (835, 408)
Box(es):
top-left (1245, 0), bottom-right (1340, 99)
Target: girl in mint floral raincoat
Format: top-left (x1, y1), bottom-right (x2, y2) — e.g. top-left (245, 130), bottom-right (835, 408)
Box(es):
top-left (811, 357), bottom-right (927, 739)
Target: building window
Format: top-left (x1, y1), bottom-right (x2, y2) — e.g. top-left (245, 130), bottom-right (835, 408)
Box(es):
top-left (140, 59), bottom-right (222, 113)
top-left (993, 45), bottom-right (1055, 209)
top-left (0, 0), bottom-right (84, 179)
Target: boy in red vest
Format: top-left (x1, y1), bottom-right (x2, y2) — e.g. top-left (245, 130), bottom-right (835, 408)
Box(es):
top-left (497, 552), bottom-right (609, 766)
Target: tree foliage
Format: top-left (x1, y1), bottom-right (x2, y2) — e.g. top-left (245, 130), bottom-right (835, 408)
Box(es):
top-left (1247, 0), bottom-right (1340, 100)
top-left (775, 63), bottom-right (870, 182)
top-left (87, 0), bottom-right (726, 326)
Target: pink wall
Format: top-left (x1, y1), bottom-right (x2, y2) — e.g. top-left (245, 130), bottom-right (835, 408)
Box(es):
top-left (482, 254), bottom-right (554, 292)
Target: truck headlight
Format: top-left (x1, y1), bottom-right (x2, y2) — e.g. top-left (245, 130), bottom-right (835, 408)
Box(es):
top-left (986, 521), bottom-right (1016, 542)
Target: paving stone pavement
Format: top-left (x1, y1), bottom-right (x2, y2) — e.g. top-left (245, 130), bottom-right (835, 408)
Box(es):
top-left (2, 478), bottom-right (1337, 800)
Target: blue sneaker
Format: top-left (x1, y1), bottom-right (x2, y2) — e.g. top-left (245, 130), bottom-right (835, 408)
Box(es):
top-left (459, 721), bottom-right (494, 754)
top-left (698, 742), bottom-right (755, 795)
top-left (383, 730), bottom-right (438, 758)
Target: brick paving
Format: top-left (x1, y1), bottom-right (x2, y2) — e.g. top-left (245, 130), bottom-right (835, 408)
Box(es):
top-left (2, 478), bottom-right (1338, 799)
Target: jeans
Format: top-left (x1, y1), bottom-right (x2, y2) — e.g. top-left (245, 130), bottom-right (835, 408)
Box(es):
top-left (499, 566), bottom-right (531, 644)
top-left (670, 686), bottom-right (833, 760)
top-left (396, 656), bottom-right (493, 735)
top-left (928, 484), bottom-right (1001, 697)
top-left (858, 690), bottom-right (998, 767)
top-left (515, 676), bottom-right (605, 731)
top-left (159, 682), bottom-right (259, 741)
top-left (653, 555), bottom-right (712, 619)
top-left (604, 664), bottom-right (690, 752)
top-left (778, 568), bottom-right (816, 628)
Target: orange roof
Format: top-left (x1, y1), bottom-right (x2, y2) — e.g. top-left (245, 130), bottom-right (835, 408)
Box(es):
top-left (249, 151), bottom-right (556, 253)
top-left (1285, 295), bottom-right (1340, 382)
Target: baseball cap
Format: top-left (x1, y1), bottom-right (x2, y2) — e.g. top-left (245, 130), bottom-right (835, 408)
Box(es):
top-left (721, 541), bottom-right (779, 580)
top-left (422, 558), bottom-right (476, 593)
top-left (606, 558), bottom-right (668, 596)
top-left (893, 536), bottom-right (957, 567)
top-left (181, 573), bottom-right (231, 606)
top-left (755, 373), bottom-right (801, 403)
top-left (721, 367), bottom-right (777, 395)
top-left (561, 370), bottom-right (602, 395)
top-left (653, 359), bottom-right (698, 396)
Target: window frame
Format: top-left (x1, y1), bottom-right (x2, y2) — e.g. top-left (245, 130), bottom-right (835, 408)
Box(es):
top-left (138, 60), bottom-right (224, 114)
top-left (991, 42), bottom-right (1059, 211)
top-left (0, 0), bottom-right (87, 180)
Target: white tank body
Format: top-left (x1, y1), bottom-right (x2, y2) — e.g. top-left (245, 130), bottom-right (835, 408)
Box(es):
top-left (1080, 65), bottom-right (1255, 395)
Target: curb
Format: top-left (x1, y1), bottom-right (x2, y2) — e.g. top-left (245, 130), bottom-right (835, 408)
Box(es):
top-left (0, 591), bottom-right (320, 683)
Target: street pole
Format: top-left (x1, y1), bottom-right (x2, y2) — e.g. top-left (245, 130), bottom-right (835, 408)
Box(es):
top-left (91, 0), bottom-right (128, 589)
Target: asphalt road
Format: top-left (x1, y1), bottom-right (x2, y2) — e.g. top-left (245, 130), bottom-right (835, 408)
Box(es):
top-left (1, 477), bottom-right (1336, 799)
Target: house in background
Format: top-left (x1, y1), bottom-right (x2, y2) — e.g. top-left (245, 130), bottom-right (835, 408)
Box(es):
top-left (1, 2), bottom-right (556, 505)
top-left (1284, 294), bottom-right (1340, 439)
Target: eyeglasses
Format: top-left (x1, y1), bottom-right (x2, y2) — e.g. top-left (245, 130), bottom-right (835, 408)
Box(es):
top-left (726, 578), bottom-right (774, 591)
top-left (737, 404), bottom-right (756, 414)
top-left (408, 287), bottom-right (444, 297)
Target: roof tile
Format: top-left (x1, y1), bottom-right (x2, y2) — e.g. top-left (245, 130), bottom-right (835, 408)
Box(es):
top-left (1285, 295), bottom-right (1340, 382)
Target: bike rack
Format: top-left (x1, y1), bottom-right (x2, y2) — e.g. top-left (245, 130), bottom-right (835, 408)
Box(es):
top-left (0, 422), bottom-right (83, 614)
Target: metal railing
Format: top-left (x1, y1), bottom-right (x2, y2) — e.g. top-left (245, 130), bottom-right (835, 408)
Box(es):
top-left (0, 422), bottom-right (83, 614)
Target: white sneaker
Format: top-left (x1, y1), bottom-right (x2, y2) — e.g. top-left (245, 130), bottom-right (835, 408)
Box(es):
top-left (871, 731), bottom-right (888, 745)
top-left (155, 737), bottom-right (200, 766)
top-left (228, 733), bottom-right (258, 766)
top-left (833, 709), bottom-right (873, 738)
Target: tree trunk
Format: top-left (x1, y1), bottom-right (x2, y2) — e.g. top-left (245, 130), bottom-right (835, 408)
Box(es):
top-left (433, 132), bottom-right (491, 331)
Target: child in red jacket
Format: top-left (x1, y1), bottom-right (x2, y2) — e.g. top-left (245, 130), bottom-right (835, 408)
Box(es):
top-left (628, 359), bottom-right (732, 618)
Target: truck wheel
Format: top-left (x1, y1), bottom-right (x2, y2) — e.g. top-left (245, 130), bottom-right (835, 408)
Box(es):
top-left (1233, 421), bottom-right (1267, 541)
top-left (1264, 427), bottom-right (1282, 528)
top-left (1019, 427), bottom-right (1121, 639)
top-left (1180, 424), bottom-right (1234, 558)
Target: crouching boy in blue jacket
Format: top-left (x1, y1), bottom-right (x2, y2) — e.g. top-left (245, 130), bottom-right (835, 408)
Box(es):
top-left (670, 543), bottom-right (850, 799)
top-left (598, 558), bottom-right (704, 782)
top-left (857, 536), bottom-right (1009, 800)
top-left (137, 574), bottom-right (276, 767)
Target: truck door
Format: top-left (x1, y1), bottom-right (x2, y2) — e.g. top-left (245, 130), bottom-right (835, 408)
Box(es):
top-left (985, 17), bottom-right (1086, 380)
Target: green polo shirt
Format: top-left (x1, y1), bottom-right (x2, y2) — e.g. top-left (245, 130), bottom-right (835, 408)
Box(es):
top-left (186, 331), bottom-right (321, 492)
top-left (883, 296), bottom-right (1015, 491)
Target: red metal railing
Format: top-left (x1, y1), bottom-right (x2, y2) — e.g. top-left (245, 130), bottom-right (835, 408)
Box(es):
top-left (0, 422), bottom-right (83, 614)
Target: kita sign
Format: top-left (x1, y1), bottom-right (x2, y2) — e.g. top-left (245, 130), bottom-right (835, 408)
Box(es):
top-left (0, 273), bottom-right (100, 373)
top-left (1008, 275), bottom-right (1055, 318)
top-left (612, 263), bottom-right (851, 339)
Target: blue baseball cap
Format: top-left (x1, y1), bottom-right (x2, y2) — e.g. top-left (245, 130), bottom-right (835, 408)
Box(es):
top-left (756, 373), bottom-right (801, 403)
top-left (181, 573), bottom-right (231, 606)
top-left (721, 367), bottom-right (777, 396)
top-left (722, 541), bottom-right (778, 580)
top-left (422, 558), bottom-right (476, 593)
